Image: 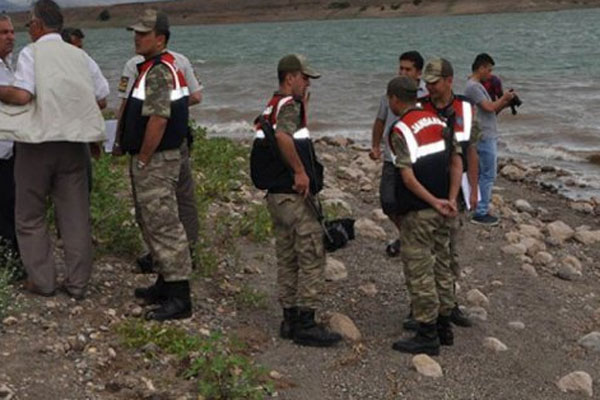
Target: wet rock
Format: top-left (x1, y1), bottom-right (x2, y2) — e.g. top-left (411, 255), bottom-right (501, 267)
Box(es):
top-left (483, 337), bottom-right (508, 352)
top-left (573, 230), bottom-right (600, 245)
top-left (466, 306), bottom-right (488, 322)
top-left (328, 312), bottom-right (361, 342)
top-left (533, 251), bottom-right (553, 266)
top-left (466, 289), bottom-right (489, 308)
top-left (501, 243), bottom-right (527, 256)
top-left (355, 218), bottom-right (386, 240)
top-left (521, 263), bottom-right (538, 277)
top-left (514, 199), bottom-right (534, 213)
top-left (546, 220), bottom-right (574, 243)
top-left (358, 283), bottom-right (378, 297)
top-left (556, 371), bottom-right (593, 397)
top-left (324, 258), bottom-right (348, 282)
top-left (508, 321), bottom-right (525, 330)
top-left (578, 332), bottom-right (600, 352)
top-left (412, 354), bottom-right (443, 378)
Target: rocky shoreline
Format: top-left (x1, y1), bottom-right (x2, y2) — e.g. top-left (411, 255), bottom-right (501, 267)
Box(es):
top-left (0, 137), bottom-right (599, 399)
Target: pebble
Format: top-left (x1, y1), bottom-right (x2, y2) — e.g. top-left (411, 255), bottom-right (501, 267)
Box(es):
top-left (562, 255), bottom-right (583, 272)
top-left (269, 370), bottom-right (283, 380)
top-left (546, 220), bottom-right (575, 243)
top-left (556, 371), bottom-right (593, 397)
top-left (556, 264), bottom-right (582, 281)
top-left (467, 306), bottom-right (488, 322)
top-left (108, 348), bottom-right (117, 359)
top-left (501, 243), bottom-right (527, 256)
top-left (521, 264), bottom-right (538, 277)
top-left (514, 199), bottom-right (534, 213)
top-left (328, 312), bottom-right (361, 342)
top-left (1, 316), bottom-right (18, 326)
top-left (508, 321), bottom-right (525, 330)
top-left (411, 354), bottom-right (443, 378)
top-left (358, 283), bottom-right (378, 297)
top-left (533, 251), bottom-right (553, 266)
top-left (483, 337), bottom-right (508, 352)
top-left (466, 289), bottom-right (490, 308)
top-left (578, 332), bottom-right (600, 352)
top-left (324, 258), bottom-right (348, 282)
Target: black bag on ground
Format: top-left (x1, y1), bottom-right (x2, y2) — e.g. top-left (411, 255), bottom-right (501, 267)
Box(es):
top-left (323, 218), bottom-right (355, 252)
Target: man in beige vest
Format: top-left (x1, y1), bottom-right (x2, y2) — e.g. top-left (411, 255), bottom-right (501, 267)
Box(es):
top-left (0, 0), bottom-right (108, 299)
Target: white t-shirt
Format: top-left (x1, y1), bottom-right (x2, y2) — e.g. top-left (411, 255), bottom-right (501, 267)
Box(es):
top-left (13, 33), bottom-right (109, 100)
top-left (117, 51), bottom-right (202, 99)
top-left (0, 55), bottom-right (14, 159)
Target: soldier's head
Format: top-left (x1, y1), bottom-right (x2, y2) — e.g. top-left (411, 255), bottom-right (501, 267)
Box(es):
top-left (61, 27), bottom-right (84, 48)
top-left (387, 76), bottom-right (417, 116)
top-left (471, 53), bottom-right (495, 82)
top-left (398, 51), bottom-right (424, 82)
top-left (423, 58), bottom-right (454, 101)
top-left (127, 9), bottom-right (170, 59)
top-left (0, 14), bottom-right (15, 59)
top-left (277, 54), bottom-right (320, 98)
top-left (28, 0), bottom-right (63, 42)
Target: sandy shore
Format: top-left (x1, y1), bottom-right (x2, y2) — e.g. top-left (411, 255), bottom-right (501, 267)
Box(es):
top-left (7, 0), bottom-right (600, 29)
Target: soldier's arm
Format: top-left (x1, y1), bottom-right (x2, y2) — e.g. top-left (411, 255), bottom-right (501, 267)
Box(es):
top-left (138, 64), bottom-right (172, 165)
top-left (369, 96), bottom-right (388, 160)
top-left (275, 103), bottom-right (309, 197)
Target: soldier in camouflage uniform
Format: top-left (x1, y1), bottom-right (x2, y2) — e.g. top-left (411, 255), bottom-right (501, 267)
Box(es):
top-left (385, 76), bottom-right (463, 356)
top-left (119, 10), bottom-right (193, 321)
top-left (257, 54), bottom-right (341, 347)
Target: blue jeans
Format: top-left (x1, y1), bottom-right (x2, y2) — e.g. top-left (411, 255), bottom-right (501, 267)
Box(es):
top-left (475, 137), bottom-right (497, 217)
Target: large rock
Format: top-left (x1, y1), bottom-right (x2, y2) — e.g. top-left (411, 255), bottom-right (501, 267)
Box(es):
top-left (556, 371), bottom-right (593, 397)
top-left (574, 230), bottom-right (600, 245)
top-left (322, 198), bottom-right (353, 215)
top-left (578, 332), bottom-right (600, 352)
top-left (337, 166), bottom-right (365, 181)
top-left (466, 289), bottom-right (490, 308)
top-left (521, 263), bottom-right (538, 277)
top-left (520, 238), bottom-right (546, 257)
top-left (412, 354), bottom-right (443, 378)
top-left (518, 224), bottom-right (544, 240)
top-left (371, 208), bottom-right (387, 221)
top-left (483, 337), bottom-right (508, 352)
top-left (562, 255), bottom-right (583, 272)
top-left (514, 199), bottom-right (534, 213)
top-left (570, 201), bottom-right (594, 214)
top-left (324, 258), bottom-right (348, 282)
top-left (533, 251), bottom-right (554, 266)
top-left (355, 218), bottom-right (387, 240)
top-left (546, 220), bottom-right (575, 243)
top-left (320, 187), bottom-right (354, 200)
top-left (466, 306), bottom-right (488, 321)
top-left (328, 312), bottom-right (361, 342)
top-left (556, 264), bottom-right (581, 281)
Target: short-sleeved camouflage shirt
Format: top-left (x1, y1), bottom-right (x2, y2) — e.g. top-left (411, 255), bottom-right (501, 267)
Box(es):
top-left (141, 63), bottom-right (173, 119)
top-left (276, 100), bottom-right (302, 137)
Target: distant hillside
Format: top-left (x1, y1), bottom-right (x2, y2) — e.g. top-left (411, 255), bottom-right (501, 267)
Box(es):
top-left (7, 0), bottom-right (600, 28)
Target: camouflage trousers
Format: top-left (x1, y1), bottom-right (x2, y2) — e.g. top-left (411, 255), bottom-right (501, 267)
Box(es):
top-left (266, 193), bottom-right (325, 309)
top-left (449, 211), bottom-right (466, 279)
top-left (130, 149), bottom-right (192, 282)
top-left (135, 142), bottom-right (199, 253)
top-left (400, 208), bottom-right (455, 324)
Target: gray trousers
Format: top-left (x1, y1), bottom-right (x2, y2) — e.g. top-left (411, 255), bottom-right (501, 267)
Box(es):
top-left (15, 142), bottom-right (92, 294)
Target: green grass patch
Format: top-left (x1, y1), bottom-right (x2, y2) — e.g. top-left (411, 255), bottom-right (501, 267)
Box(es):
top-left (237, 203), bottom-right (272, 243)
top-left (90, 154), bottom-right (141, 257)
top-left (116, 321), bottom-right (273, 399)
top-left (234, 285), bottom-right (268, 310)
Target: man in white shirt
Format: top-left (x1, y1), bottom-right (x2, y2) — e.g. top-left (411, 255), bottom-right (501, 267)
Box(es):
top-left (116, 50), bottom-right (202, 273)
top-left (0, 0), bottom-right (109, 299)
top-left (0, 14), bottom-right (16, 257)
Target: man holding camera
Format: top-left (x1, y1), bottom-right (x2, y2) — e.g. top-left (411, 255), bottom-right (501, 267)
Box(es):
top-left (465, 53), bottom-right (516, 226)
top-left (256, 54), bottom-right (341, 347)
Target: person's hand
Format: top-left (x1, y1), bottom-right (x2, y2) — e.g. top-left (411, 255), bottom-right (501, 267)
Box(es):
top-left (293, 171), bottom-right (310, 198)
top-left (469, 189), bottom-right (478, 212)
top-left (369, 146), bottom-right (381, 161)
top-left (502, 90), bottom-right (515, 104)
top-left (432, 198), bottom-right (455, 217)
top-left (448, 199), bottom-right (459, 218)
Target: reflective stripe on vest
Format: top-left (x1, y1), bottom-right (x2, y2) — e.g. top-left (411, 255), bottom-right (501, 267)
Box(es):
top-left (391, 113), bottom-right (446, 164)
top-left (254, 95), bottom-right (309, 139)
top-left (131, 59), bottom-right (189, 102)
top-left (454, 100), bottom-right (472, 143)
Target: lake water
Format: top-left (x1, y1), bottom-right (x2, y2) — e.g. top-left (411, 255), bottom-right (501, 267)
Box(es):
top-left (15, 7), bottom-right (600, 198)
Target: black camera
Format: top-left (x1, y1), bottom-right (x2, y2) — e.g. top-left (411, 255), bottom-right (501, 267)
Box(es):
top-left (508, 89), bottom-right (522, 115)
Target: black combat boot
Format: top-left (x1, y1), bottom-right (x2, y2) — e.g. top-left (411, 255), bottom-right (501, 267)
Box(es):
top-left (402, 309), bottom-right (418, 331)
top-left (293, 308), bottom-right (342, 347)
top-left (437, 315), bottom-right (454, 346)
top-left (136, 253), bottom-right (154, 274)
top-left (450, 303), bottom-right (472, 327)
top-left (145, 280), bottom-right (192, 321)
top-left (392, 322), bottom-right (440, 356)
top-left (134, 274), bottom-right (167, 304)
top-left (280, 307), bottom-right (298, 340)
